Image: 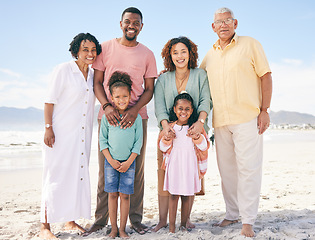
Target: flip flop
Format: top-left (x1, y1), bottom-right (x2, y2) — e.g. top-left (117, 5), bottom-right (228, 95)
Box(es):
top-left (179, 226), bottom-right (192, 232)
top-left (131, 223), bottom-right (149, 235)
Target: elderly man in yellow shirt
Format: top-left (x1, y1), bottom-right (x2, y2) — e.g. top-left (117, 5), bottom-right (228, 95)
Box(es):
top-left (200, 7), bottom-right (272, 237)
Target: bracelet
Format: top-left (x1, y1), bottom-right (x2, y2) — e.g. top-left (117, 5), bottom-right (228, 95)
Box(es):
top-left (102, 103), bottom-right (112, 111)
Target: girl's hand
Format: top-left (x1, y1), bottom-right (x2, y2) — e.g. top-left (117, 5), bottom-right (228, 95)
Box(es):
top-left (108, 159), bottom-right (122, 170)
top-left (44, 128), bottom-right (55, 148)
top-left (189, 132), bottom-right (201, 141)
top-left (105, 105), bottom-right (121, 127)
top-left (117, 161), bottom-right (131, 173)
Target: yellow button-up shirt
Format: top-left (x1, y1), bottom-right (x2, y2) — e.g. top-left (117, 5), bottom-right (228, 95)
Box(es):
top-left (200, 35), bottom-right (271, 128)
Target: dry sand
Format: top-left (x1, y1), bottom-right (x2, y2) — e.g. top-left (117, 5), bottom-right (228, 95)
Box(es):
top-left (0, 129), bottom-right (314, 239)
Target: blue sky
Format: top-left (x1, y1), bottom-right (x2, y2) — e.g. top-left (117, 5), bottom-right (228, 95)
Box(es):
top-left (1, 0), bottom-right (315, 115)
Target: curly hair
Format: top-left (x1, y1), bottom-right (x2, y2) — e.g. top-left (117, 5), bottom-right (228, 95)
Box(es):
top-left (161, 36), bottom-right (198, 72)
top-left (69, 33), bottom-right (102, 59)
top-left (169, 92), bottom-right (198, 127)
top-left (108, 71), bottom-right (133, 95)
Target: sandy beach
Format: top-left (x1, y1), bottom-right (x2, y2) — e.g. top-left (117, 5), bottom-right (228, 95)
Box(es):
top-left (0, 129), bottom-right (315, 240)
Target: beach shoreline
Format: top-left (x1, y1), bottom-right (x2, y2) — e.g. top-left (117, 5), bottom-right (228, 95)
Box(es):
top-left (0, 129), bottom-right (315, 239)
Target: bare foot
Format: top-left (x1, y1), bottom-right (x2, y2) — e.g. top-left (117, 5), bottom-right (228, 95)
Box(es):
top-left (169, 224), bottom-right (176, 233)
top-left (119, 229), bottom-right (129, 238)
top-left (108, 228), bottom-right (119, 239)
top-left (186, 218), bottom-right (195, 229)
top-left (152, 222), bottom-right (168, 232)
top-left (241, 224), bottom-right (255, 237)
top-left (64, 221), bottom-right (86, 233)
top-left (213, 219), bottom-right (238, 227)
top-left (81, 223), bottom-right (104, 236)
top-left (39, 224), bottom-right (57, 239)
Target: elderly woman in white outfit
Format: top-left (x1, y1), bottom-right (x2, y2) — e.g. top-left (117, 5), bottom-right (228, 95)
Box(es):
top-left (39, 33), bottom-right (102, 239)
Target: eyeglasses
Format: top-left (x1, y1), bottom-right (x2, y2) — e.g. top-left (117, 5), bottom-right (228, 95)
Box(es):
top-left (214, 18), bottom-right (235, 26)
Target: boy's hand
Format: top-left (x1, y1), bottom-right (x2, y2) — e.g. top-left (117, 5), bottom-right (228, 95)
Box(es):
top-left (108, 159), bottom-right (122, 170)
top-left (117, 161), bottom-right (131, 173)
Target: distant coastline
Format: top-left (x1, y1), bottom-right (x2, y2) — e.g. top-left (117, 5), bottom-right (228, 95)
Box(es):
top-left (1, 106), bottom-right (315, 131)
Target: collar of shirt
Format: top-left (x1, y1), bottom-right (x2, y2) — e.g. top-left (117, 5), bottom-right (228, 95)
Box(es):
top-left (213, 34), bottom-right (239, 50)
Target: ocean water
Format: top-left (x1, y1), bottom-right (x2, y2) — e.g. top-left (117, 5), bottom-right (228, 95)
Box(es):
top-left (0, 128), bottom-right (314, 172)
top-left (0, 127), bottom-right (160, 172)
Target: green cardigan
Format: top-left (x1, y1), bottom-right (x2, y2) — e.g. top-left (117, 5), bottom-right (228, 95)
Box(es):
top-left (154, 68), bottom-right (212, 133)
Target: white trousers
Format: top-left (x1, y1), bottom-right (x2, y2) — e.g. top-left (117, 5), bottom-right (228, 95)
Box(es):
top-left (215, 117), bottom-right (263, 225)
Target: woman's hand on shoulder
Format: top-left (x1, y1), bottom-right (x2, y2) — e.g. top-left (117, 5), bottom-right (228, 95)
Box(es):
top-left (44, 128), bottom-right (55, 148)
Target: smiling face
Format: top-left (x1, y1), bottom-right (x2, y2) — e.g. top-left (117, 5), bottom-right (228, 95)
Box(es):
top-left (212, 12), bottom-right (238, 42)
top-left (120, 12), bottom-right (143, 42)
top-left (173, 99), bottom-right (193, 125)
top-left (171, 42), bottom-right (189, 70)
top-left (76, 40), bottom-right (97, 65)
top-left (111, 86), bottom-right (131, 113)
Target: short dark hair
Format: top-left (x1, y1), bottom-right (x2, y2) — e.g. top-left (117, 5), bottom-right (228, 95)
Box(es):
top-left (169, 92), bottom-right (198, 127)
top-left (121, 7), bottom-right (143, 22)
top-left (161, 36), bottom-right (198, 72)
top-left (69, 33), bottom-right (102, 59)
top-left (108, 71), bottom-right (133, 95)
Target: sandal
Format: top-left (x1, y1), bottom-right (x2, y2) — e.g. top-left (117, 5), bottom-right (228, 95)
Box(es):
top-left (130, 222), bottom-right (149, 235)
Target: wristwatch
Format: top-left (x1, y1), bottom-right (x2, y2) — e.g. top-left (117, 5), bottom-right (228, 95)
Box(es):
top-left (45, 124), bottom-right (52, 129)
top-left (198, 118), bottom-right (205, 124)
top-left (260, 107), bottom-right (270, 114)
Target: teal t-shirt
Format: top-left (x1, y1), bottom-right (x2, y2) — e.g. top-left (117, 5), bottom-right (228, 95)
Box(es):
top-left (99, 114), bottom-right (143, 161)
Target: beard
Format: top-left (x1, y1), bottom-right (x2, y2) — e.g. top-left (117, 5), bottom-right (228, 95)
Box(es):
top-left (125, 32), bottom-right (137, 41)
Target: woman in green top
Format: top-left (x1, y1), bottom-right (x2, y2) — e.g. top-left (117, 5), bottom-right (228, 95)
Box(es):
top-left (153, 36), bottom-right (212, 232)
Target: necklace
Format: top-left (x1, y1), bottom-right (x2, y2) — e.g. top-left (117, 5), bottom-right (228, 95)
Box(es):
top-left (175, 69), bottom-right (190, 93)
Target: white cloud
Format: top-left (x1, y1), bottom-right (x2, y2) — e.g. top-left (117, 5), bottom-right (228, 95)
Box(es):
top-left (0, 68), bottom-right (21, 78)
top-left (270, 59), bottom-right (315, 116)
top-left (0, 72), bottom-right (49, 109)
top-left (282, 58), bottom-right (303, 66)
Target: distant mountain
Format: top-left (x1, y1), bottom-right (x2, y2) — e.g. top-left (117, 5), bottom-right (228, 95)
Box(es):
top-left (1, 106), bottom-right (315, 131)
top-left (269, 110), bottom-right (315, 125)
top-left (0, 107), bottom-right (44, 131)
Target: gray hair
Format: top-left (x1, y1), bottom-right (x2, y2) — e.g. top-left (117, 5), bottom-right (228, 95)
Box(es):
top-left (214, 7), bottom-right (235, 20)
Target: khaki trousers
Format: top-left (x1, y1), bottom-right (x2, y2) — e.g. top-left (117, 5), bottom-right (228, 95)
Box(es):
top-left (214, 117), bottom-right (263, 225)
top-left (94, 119), bottom-right (147, 226)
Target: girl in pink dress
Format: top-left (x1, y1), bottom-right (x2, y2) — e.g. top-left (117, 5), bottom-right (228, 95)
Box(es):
top-left (158, 92), bottom-right (209, 233)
